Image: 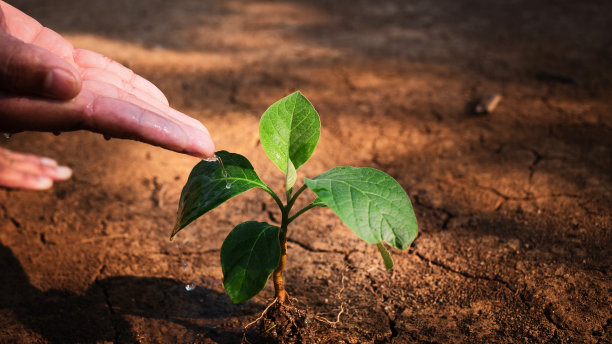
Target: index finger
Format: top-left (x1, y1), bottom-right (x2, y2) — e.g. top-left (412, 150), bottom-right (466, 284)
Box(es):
top-left (0, 90), bottom-right (215, 159)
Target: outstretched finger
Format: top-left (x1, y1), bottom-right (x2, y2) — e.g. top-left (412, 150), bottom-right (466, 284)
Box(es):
top-left (74, 49), bottom-right (169, 106)
top-left (81, 77), bottom-right (207, 130)
top-left (0, 148), bottom-right (72, 190)
top-left (0, 91), bottom-right (215, 159)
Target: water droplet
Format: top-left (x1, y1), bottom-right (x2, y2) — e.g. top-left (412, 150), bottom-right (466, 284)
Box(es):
top-left (52, 132), bottom-right (61, 136)
top-left (216, 155), bottom-right (228, 179)
top-left (103, 135), bottom-right (111, 141)
top-left (182, 263), bottom-right (188, 271)
top-left (225, 183), bottom-right (231, 189)
top-left (204, 156), bottom-right (218, 162)
top-left (3, 133), bottom-right (12, 140)
top-left (185, 283), bottom-right (195, 291)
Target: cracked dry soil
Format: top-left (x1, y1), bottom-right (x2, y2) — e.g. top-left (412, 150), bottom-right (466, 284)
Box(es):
top-left (1, 0), bottom-right (610, 343)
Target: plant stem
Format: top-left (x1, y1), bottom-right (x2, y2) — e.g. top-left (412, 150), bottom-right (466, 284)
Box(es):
top-left (272, 184), bottom-right (310, 304)
top-left (287, 184), bottom-right (308, 211)
top-left (287, 203), bottom-right (317, 225)
top-left (264, 187), bottom-right (284, 210)
top-left (273, 206), bottom-right (290, 304)
top-left (272, 225), bottom-right (288, 304)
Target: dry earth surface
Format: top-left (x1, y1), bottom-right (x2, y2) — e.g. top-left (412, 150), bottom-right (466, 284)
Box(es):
top-left (1, 0), bottom-right (610, 343)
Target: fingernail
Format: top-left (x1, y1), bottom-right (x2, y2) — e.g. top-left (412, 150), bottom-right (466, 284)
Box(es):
top-left (44, 68), bottom-right (80, 99)
top-left (36, 176), bottom-right (53, 189)
top-left (54, 166), bottom-right (72, 179)
top-left (40, 157), bottom-right (58, 167)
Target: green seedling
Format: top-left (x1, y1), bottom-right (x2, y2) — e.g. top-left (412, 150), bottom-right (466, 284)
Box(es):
top-left (171, 91), bottom-right (418, 304)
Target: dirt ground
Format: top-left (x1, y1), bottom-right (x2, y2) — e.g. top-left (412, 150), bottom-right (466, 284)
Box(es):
top-left (1, 0), bottom-right (611, 343)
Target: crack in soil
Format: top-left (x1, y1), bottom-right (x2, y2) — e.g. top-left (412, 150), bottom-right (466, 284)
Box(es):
top-left (94, 265), bottom-right (119, 343)
top-left (412, 251), bottom-right (529, 307)
top-left (473, 182), bottom-right (580, 202)
top-left (366, 274), bottom-right (400, 342)
top-left (520, 145), bottom-right (543, 185)
top-left (1, 203), bottom-right (22, 229)
top-left (412, 250), bottom-right (572, 336)
top-left (286, 237), bottom-right (346, 254)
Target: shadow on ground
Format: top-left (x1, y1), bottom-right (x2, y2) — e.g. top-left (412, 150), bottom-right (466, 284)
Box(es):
top-left (0, 242), bottom-right (260, 343)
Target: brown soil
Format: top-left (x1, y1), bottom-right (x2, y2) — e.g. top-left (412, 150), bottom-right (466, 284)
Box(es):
top-left (1, 0), bottom-right (611, 343)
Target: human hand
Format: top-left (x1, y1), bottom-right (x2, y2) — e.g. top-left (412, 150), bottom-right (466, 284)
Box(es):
top-left (0, 147), bottom-right (72, 190)
top-left (0, 1), bottom-right (214, 189)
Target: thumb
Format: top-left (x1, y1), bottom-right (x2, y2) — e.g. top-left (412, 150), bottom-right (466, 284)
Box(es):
top-left (0, 31), bottom-right (81, 100)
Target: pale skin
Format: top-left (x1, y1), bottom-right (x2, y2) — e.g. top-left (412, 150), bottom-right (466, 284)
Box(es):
top-left (0, 1), bottom-right (215, 190)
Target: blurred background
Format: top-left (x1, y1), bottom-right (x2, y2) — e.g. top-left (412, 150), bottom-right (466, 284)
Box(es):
top-left (0, 0), bottom-right (610, 342)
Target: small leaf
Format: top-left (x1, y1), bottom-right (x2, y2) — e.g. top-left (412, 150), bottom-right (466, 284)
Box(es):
top-left (304, 167), bottom-right (418, 250)
top-left (221, 221), bottom-right (281, 304)
top-left (286, 159), bottom-right (297, 190)
top-left (171, 151), bottom-right (273, 239)
top-left (259, 91), bottom-right (320, 176)
top-left (376, 242), bottom-right (394, 270)
top-left (311, 197), bottom-right (327, 207)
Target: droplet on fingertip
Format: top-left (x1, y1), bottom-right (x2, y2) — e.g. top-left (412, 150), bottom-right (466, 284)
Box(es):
top-left (103, 135), bottom-right (111, 141)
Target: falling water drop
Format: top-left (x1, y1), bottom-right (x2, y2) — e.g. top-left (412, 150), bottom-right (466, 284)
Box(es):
top-left (216, 155), bottom-right (228, 179)
top-left (52, 132), bottom-right (61, 136)
top-left (216, 155), bottom-right (234, 189)
top-left (103, 135), bottom-right (111, 141)
top-left (185, 283), bottom-right (196, 291)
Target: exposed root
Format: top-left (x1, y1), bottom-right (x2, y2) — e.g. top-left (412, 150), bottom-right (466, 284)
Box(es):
top-left (314, 274), bottom-right (346, 326)
top-left (244, 298), bottom-right (278, 330)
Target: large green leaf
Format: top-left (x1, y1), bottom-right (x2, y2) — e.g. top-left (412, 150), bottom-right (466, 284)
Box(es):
top-left (304, 167), bottom-right (418, 250)
top-left (221, 221), bottom-right (281, 304)
top-left (171, 151), bottom-right (272, 239)
top-left (259, 91), bottom-right (320, 189)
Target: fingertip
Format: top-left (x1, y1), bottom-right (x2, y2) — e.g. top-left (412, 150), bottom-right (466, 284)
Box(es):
top-left (53, 166), bottom-right (72, 180)
top-left (192, 141), bottom-right (216, 160)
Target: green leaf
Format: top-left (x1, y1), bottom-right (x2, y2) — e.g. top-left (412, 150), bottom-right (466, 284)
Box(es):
top-left (259, 91), bottom-right (321, 178)
top-left (304, 167), bottom-right (418, 250)
top-left (376, 242), bottom-right (394, 270)
top-left (171, 151), bottom-right (273, 239)
top-left (311, 197), bottom-right (327, 207)
top-left (221, 221), bottom-right (281, 304)
top-left (286, 159), bottom-right (297, 190)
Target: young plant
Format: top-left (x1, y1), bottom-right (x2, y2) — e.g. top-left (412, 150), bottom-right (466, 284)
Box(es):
top-left (170, 91), bottom-right (417, 304)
